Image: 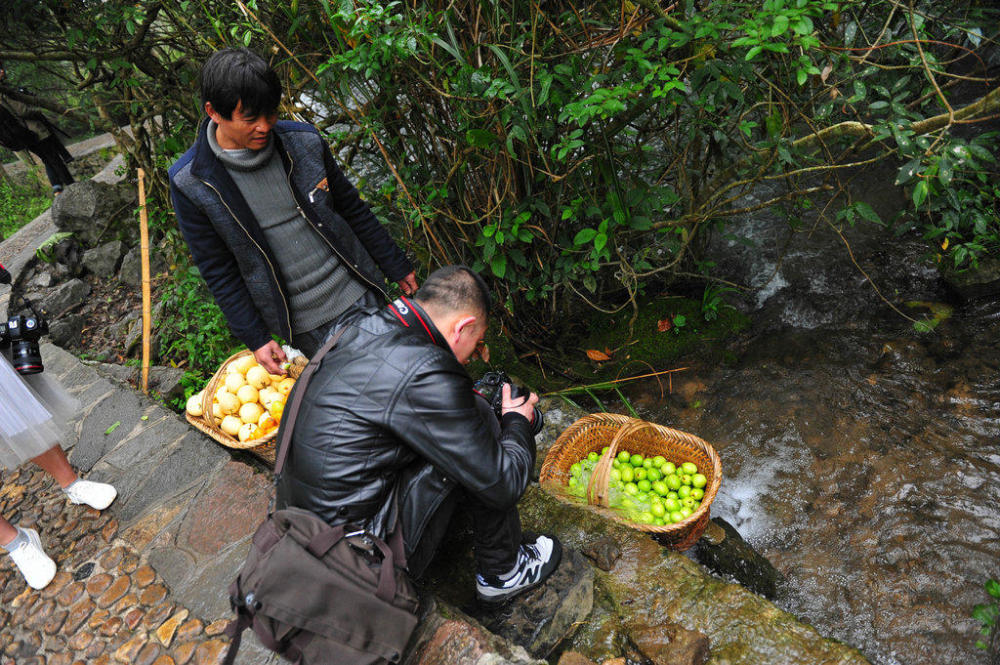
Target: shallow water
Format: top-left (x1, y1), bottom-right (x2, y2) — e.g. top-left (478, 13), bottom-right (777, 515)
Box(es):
top-left (630, 176), bottom-right (1000, 665)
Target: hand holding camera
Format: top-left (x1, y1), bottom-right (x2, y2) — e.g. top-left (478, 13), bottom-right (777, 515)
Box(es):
top-left (501, 383), bottom-right (539, 422)
top-left (473, 370), bottom-right (544, 436)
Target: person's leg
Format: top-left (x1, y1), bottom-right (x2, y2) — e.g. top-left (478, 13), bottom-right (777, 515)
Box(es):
top-left (31, 444), bottom-right (117, 510)
top-left (29, 137), bottom-right (73, 191)
top-left (1, 514), bottom-right (57, 589)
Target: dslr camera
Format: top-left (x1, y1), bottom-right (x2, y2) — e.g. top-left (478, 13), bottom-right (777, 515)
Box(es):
top-left (0, 306), bottom-right (48, 376)
top-left (473, 370), bottom-right (544, 436)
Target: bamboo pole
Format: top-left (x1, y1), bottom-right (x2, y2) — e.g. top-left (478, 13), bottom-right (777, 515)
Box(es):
top-left (137, 168), bottom-right (152, 394)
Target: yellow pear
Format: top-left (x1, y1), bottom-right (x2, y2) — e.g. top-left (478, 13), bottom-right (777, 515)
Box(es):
top-left (224, 372), bottom-right (246, 393)
top-left (258, 412), bottom-right (278, 430)
top-left (276, 377), bottom-right (296, 396)
top-left (220, 415), bottom-right (243, 437)
top-left (238, 422), bottom-right (261, 442)
top-left (239, 402), bottom-right (265, 425)
top-left (236, 384), bottom-right (259, 405)
top-left (185, 392), bottom-right (204, 417)
top-left (216, 391), bottom-right (241, 415)
top-left (211, 401), bottom-right (224, 421)
top-left (246, 365), bottom-right (271, 390)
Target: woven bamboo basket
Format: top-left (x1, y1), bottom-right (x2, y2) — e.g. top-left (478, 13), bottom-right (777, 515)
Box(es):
top-left (539, 413), bottom-right (722, 551)
top-left (184, 349), bottom-right (306, 467)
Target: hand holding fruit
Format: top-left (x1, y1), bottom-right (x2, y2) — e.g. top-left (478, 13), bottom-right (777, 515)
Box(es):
top-left (253, 340), bottom-right (287, 375)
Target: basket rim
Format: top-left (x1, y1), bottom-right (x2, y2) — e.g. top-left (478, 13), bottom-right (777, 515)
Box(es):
top-left (539, 412), bottom-right (722, 537)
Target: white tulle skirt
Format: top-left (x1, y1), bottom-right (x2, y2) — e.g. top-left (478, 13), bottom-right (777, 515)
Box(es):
top-left (0, 354), bottom-right (79, 469)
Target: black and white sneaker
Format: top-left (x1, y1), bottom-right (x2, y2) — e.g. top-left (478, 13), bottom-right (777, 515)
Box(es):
top-left (475, 534), bottom-right (562, 603)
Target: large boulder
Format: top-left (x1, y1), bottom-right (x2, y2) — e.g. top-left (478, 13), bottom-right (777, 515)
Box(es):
top-left (50, 180), bottom-right (138, 247)
top-left (940, 254), bottom-right (1000, 300)
top-left (82, 240), bottom-right (125, 277)
top-left (117, 244), bottom-right (168, 285)
top-left (27, 278), bottom-right (91, 317)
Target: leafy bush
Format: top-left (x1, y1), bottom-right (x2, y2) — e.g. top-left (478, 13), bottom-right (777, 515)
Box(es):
top-left (0, 176), bottom-right (51, 239)
top-left (157, 261), bottom-right (241, 382)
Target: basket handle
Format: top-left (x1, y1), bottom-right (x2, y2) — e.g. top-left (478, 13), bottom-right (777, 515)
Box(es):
top-left (585, 418), bottom-right (646, 507)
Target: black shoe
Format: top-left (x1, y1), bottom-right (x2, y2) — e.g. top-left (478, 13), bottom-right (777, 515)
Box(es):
top-left (475, 534), bottom-right (562, 603)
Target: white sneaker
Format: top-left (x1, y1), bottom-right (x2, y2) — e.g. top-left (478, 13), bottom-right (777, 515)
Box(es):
top-left (7, 528), bottom-right (57, 590)
top-left (64, 479), bottom-right (118, 511)
top-left (475, 534), bottom-right (562, 603)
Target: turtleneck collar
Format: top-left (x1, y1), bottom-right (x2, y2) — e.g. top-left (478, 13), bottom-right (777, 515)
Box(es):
top-left (206, 119), bottom-right (275, 172)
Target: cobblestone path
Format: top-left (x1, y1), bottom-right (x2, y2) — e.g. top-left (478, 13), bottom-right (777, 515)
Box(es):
top-left (0, 466), bottom-right (230, 665)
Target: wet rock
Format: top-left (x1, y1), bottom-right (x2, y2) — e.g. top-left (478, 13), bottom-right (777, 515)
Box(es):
top-left (403, 598), bottom-right (546, 665)
top-left (82, 240), bottom-right (125, 278)
top-left (29, 270), bottom-right (54, 289)
top-left (630, 623), bottom-right (710, 665)
top-left (155, 609), bottom-right (189, 647)
top-left (940, 253), bottom-right (1000, 300)
top-left (556, 652), bottom-right (597, 665)
top-left (51, 180), bottom-right (138, 247)
top-left (582, 537), bottom-right (621, 571)
top-left (691, 518), bottom-right (784, 600)
top-left (472, 548), bottom-right (594, 658)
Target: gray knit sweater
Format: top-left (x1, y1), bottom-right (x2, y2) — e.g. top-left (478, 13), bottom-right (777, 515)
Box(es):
top-left (207, 121), bottom-right (367, 334)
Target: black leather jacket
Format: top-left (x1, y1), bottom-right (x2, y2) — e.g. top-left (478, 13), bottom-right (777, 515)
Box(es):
top-left (274, 300), bottom-right (536, 555)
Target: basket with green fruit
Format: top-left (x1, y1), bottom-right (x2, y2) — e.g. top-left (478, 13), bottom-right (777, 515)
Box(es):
top-left (539, 413), bottom-right (721, 550)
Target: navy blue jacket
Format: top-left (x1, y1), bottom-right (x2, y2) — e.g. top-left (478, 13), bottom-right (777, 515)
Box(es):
top-left (168, 119), bottom-right (413, 350)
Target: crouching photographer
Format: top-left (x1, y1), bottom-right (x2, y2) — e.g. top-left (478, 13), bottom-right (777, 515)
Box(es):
top-left (0, 262), bottom-right (117, 591)
top-left (225, 265), bottom-right (561, 664)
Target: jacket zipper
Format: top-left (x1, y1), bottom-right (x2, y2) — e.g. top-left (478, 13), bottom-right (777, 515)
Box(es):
top-left (198, 178), bottom-right (295, 338)
top-left (284, 152), bottom-right (390, 300)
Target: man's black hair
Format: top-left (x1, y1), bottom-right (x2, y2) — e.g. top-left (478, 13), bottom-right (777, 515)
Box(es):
top-left (415, 265), bottom-right (492, 319)
top-left (200, 48), bottom-right (281, 120)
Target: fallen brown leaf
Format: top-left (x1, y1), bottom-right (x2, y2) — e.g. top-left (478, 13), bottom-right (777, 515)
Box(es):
top-left (657, 318), bottom-right (673, 332)
top-left (586, 349), bottom-right (612, 362)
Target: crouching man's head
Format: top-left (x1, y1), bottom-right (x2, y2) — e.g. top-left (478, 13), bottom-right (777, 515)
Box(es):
top-left (414, 265), bottom-right (492, 364)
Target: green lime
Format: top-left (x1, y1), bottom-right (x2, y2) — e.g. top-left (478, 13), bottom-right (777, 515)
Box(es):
top-left (610, 468), bottom-right (621, 483)
top-left (691, 488), bottom-right (704, 500)
top-left (652, 456), bottom-right (666, 467)
top-left (692, 473), bottom-right (707, 489)
top-left (634, 467), bottom-right (647, 481)
top-left (570, 462), bottom-right (582, 476)
top-left (654, 518), bottom-right (665, 526)
top-left (646, 468), bottom-right (661, 482)
top-left (601, 446), bottom-right (610, 455)
top-left (679, 507), bottom-right (692, 519)
top-left (681, 461), bottom-right (698, 475)
top-left (637, 479), bottom-right (652, 492)
top-left (667, 491), bottom-right (678, 500)
top-left (642, 458), bottom-right (653, 469)
top-left (669, 511), bottom-right (684, 523)
top-left (568, 476), bottom-right (578, 488)
top-left (652, 480), bottom-right (668, 496)
top-left (650, 501), bottom-right (666, 518)
top-left (680, 473), bottom-right (692, 486)
top-left (638, 512), bottom-right (655, 524)
top-left (630, 453), bottom-right (644, 467)
top-left (664, 497), bottom-right (681, 513)
top-left (588, 451), bottom-right (600, 462)
top-left (678, 485), bottom-right (691, 499)
top-left (661, 462), bottom-right (677, 476)
top-left (624, 482), bottom-right (639, 495)
top-left (665, 474), bottom-right (681, 491)
top-left (620, 466), bottom-right (635, 483)
top-left (617, 450), bottom-right (631, 463)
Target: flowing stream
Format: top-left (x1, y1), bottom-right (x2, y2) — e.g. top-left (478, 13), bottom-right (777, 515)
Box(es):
top-left (629, 174), bottom-right (1000, 665)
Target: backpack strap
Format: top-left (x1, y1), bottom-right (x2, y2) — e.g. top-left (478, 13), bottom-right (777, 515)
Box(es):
top-left (274, 326), bottom-right (349, 477)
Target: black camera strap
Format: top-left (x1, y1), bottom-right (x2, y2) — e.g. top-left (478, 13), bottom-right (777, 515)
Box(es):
top-left (386, 296), bottom-right (449, 350)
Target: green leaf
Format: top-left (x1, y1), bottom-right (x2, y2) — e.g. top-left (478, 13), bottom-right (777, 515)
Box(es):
top-left (912, 180), bottom-right (929, 208)
top-left (490, 254), bottom-right (507, 278)
top-left (745, 45), bottom-right (764, 61)
top-left (574, 229), bottom-right (597, 245)
top-left (104, 421), bottom-right (121, 435)
top-left (796, 68), bottom-right (807, 86)
top-left (594, 233), bottom-right (608, 252)
top-left (465, 129), bottom-right (497, 148)
top-left (987, 579), bottom-right (1000, 598)
top-left (771, 15), bottom-right (789, 37)
top-left (937, 158), bottom-right (953, 186)
top-left (895, 158), bottom-right (922, 185)
top-left (855, 202), bottom-right (882, 225)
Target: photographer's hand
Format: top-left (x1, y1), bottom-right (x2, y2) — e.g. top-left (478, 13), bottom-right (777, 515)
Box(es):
top-left (501, 383), bottom-right (538, 423)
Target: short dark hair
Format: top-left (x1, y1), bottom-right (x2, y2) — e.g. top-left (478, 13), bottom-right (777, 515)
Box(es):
top-left (415, 265), bottom-right (492, 320)
top-left (200, 48), bottom-right (281, 120)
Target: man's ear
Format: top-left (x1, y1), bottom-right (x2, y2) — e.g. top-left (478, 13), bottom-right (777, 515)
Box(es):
top-left (452, 315), bottom-right (478, 343)
top-left (204, 101), bottom-right (220, 122)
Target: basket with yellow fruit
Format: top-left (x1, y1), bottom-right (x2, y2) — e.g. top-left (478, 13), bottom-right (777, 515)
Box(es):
top-left (184, 348), bottom-right (308, 465)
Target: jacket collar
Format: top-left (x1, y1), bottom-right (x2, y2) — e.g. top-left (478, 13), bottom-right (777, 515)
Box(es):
top-left (386, 296), bottom-right (451, 351)
top-left (190, 116), bottom-right (292, 183)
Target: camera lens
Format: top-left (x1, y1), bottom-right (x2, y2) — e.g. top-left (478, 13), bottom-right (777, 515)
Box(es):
top-left (12, 339), bottom-right (43, 374)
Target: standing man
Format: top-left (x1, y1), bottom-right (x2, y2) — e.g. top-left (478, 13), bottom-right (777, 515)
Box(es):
top-left (168, 48), bottom-right (417, 371)
top-left (276, 265), bottom-right (562, 602)
top-left (0, 63), bottom-right (75, 194)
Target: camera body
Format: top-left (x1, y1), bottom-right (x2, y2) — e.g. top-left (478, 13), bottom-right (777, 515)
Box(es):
top-left (473, 370), bottom-right (544, 436)
top-left (3, 312), bottom-right (48, 375)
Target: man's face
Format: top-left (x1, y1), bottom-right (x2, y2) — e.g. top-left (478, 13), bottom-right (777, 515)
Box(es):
top-left (206, 99), bottom-right (277, 151)
top-left (453, 319), bottom-right (488, 365)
